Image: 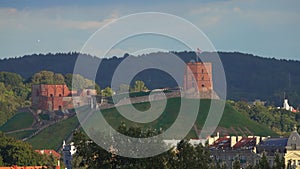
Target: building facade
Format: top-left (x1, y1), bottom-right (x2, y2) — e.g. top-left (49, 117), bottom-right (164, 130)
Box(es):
top-left (210, 136), bottom-right (260, 168)
top-left (32, 84), bottom-right (96, 111)
top-left (183, 62), bottom-right (213, 91)
top-left (285, 128), bottom-right (300, 168)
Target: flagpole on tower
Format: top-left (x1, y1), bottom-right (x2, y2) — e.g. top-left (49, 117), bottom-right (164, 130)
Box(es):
top-left (196, 48), bottom-right (202, 63)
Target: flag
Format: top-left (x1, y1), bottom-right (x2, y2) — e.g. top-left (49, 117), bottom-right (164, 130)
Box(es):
top-left (197, 48), bottom-right (202, 54)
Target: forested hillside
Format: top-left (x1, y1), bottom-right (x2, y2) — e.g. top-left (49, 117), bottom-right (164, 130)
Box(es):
top-left (0, 51), bottom-right (300, 107)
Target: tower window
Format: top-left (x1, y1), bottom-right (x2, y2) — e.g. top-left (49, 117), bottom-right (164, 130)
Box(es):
top-left (202, 84), bottom-right (205, 88)
top-left (292, 144), bottom-right (296, 150)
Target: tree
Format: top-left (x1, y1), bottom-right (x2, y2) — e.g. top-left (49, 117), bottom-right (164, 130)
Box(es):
top-left (232, 159), bottom-right (241, 169)
top-left (0, 72), bottom-right (23, 88)
top-left (259, 153), bottom-right (270, 169)
top-left (273, 153), bottom-right (285, 169)
top-left (31, 71), bottom-right (65, 85)
top-left (0, 132), bottom-right (56, 166)
top-left (65, 73), bottom-right (97, 90)
top-left (101, 87), bottom-right (114, 97)
top-left (53, 73), bottom-right (65, 84)
top-left (0, 155), bottom-right (3, 166)
top-left (132, 80), bottom-right (148, 92)
top-left (72, 125), bottom-right (215, 169)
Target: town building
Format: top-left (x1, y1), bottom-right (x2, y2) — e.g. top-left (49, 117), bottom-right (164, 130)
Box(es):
top-left (254, 137), bottom-right (287, 167)
top-left (285, 127), bottom-right (300, 168)
top-left (35, 149), bottom-right (61, 159)
top-left (0, 166), bottom-right (60, 169)
top-left (31, 84), bottom-right (96, 111)
top-left (62, 141), bottom-right (76, 169)
top-left (209, 136), bottom-right (260, 168)
top-left (283, 98), bottom-right (298, 113)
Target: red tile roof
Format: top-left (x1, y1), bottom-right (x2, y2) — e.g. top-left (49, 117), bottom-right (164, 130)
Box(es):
top-left (35, 149), bottom-right (61, 159)
top-left (210, 137), bottom-right (231, 149)
top-left (233, 137), bottom-right (256, 149)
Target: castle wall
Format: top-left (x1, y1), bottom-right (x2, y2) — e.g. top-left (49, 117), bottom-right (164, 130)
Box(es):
top-left (32, 84), bottom-right (77, 111)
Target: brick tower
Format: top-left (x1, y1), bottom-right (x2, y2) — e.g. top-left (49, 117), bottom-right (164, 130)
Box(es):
top-left (183, 62), bottom-right (213, 91)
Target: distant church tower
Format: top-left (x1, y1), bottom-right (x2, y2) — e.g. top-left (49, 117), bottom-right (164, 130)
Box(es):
top-left (183, 61), bottom-right (213, 91)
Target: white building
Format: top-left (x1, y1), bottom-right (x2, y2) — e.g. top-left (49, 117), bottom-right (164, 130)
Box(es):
top-left (283, 99), bottom-right (296, 112)
top-left (62, 141), bottom-right (76, 169)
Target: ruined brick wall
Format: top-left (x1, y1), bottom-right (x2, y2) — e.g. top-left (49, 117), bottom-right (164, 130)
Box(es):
top-left (183, 62), bottom-right (213, 91)
top-left (32, 84), bottom-right (73, 111)
top-left (39, 84), bottom-right (71, 97)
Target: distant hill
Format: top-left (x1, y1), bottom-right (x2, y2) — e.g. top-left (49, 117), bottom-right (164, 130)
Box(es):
top-left (1, 51), bottom-right (300, 106)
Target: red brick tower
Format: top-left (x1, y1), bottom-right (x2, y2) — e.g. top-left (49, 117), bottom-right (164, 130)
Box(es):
top-left (183, 62), bottom-right (213, 91)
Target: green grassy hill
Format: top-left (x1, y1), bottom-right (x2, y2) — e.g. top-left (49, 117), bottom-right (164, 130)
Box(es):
top-left (6, 130), bottom-right (36, 140)
top-left (82, 98), bottom-right (277, 139)
top-left (4, 98), bottom-right (276, 150)
top-left (26, 116), bottom-right (79, 150)
top-left (0, 112), bottom-right (33, 132)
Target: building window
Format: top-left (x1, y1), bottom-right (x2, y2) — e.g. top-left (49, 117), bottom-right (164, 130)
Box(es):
top-left (298, 160), bottom-right (300, 166)
top-left (202, 69), bottom-right (204, 73)
top-left (50, 94), bottom-right (53, 97)
top-left (202, 84), bottom-right (205, 88)
top-left (292, 144), bottom-right (296, 150)
top-left (59, 94), bottom-right (62, 97)
top-left (59, 106), bottom-right (62, 111)
top-left (202, 76), bottom-right (204, 80)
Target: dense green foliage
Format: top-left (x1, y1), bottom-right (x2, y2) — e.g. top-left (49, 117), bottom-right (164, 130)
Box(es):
top-left (231, 101), bottom-right (300, 134)
top-left (131, 80), bottom-right (148, 92)
top-left (0, 72), bottom-right (31, 126)
top-left (101, 87), bottom-right (114, 97)
top-left (31, 70), bottom-right (65, 85)
top-left (72, 125), bottom-right (216, 169)
top-left (72, 125), bottom-right (278, 169)
top-left (0, 132), bottom-right (56, 167)
top-left (0, 70), bottom-right (100, 126)
top-left (65, 73), bottom-right (99, 91)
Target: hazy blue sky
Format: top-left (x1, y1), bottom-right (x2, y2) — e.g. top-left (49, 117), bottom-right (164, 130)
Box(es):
top-left (0, 0), bottom-right (299, 60)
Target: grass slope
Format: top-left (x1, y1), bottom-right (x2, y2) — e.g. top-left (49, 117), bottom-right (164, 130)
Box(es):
top-left (83, 98), bottom-right (276, 138)
top-left (26, 116), bottom-right (79, 150)
top-left (7, 130), bottom-right (36, 140)
top-left (0, 112), bottom-right (33, 132)
top-left (19, 98), bottom-right (276, 149)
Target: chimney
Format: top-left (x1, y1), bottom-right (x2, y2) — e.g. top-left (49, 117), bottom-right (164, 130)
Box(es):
top-left (256, 136), bottom-right (261, 145)
top-left (237, 136), bottom-right (242, 142)
top-left (231, 136), bottom-right (237, 147)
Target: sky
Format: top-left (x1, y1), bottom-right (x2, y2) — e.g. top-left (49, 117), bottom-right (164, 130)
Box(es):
top-left (0, 0), bottom-right (299, 60)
